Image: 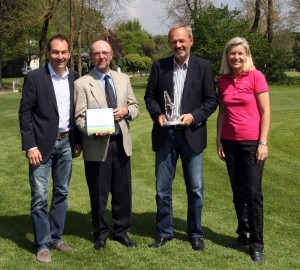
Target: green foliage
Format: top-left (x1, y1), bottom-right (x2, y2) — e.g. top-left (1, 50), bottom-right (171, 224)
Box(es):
top-left (191, 4), bottom-right (288, 83)
top-left (124, 53), bottom-right (145, 73)
top-left (292, 33), bottom-right (300, 71)
top-left (0, 80), bottom-right (299, 269)
top-left (192, 5), bottom-right (251, 75)
top-left (141, 56), bottom-right (153, 72)
top-left (115, 19), bottom-right (156, 58)
top-left (152, 35), bottom-right (172, 61)
top-left (263, 48), bottom-right (289, 84)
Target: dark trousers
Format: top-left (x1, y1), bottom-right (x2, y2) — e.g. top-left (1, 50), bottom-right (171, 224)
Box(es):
top-left (222, 140), bottom-right (264, 252)
top-left (84, 135), bottom-right (132, 241)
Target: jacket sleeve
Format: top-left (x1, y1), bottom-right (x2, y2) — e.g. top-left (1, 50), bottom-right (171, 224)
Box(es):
top-left (19, 73), bottom-right (38, 150)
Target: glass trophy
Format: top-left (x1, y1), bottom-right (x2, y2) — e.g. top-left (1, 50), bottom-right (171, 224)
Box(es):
top-left (163, 91), bottom-right (181, 126)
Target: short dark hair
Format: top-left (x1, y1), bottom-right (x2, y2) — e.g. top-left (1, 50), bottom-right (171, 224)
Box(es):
top-left (47, 34), bottom-right (70, 52)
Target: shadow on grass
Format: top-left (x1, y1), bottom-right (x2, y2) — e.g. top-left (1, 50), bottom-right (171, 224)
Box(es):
top-left (0, 210), bottom-right (247, 254)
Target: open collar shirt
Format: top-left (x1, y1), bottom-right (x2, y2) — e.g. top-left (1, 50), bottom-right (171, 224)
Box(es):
top-left (48, 63), bottom-right (70, 132)
top-left (173, 57), bottom-right (189, 117)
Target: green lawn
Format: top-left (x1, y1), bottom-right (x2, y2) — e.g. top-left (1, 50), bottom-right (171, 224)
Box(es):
top-left (285, 70), bottom-right (300, 78)
top-left (0, 77), bottom-right (24, 89)
top-left (0, 77), bottom-right (299, 269)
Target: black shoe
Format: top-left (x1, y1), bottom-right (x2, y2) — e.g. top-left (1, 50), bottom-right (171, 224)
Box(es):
top-left (113, 235), bottom-right (136, 247)
top-left (226, 239), bottom-right (248, 249)
top-left (94, 239), bottom-right (106, 250)
top-left (149, 236), bottom-right (173, 248)
top-left (251, 251), bottom-right (265, 262)
top-left (190, 237), bottom-right (205, 251)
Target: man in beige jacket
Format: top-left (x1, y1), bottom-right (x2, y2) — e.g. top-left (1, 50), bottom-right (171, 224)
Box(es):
top-left (74, 40), bottom-right (139, 249)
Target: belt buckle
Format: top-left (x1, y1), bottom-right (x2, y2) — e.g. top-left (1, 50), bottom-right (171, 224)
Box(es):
top-left (56, 132), bottom-right (62, 140)
top-left (56, 131), bottom-right (68, 140)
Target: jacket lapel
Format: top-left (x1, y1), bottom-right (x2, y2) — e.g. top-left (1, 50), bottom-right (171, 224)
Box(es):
top-left (89, 69), bottom-right (108, 108)
top-left (166, 57), bottom-right (174, 101)
top-left (110, 71), bottom-right (123, 107)
top-left (182, 56), bottom-right (194, 101)
top-left (68, 70), bottom-right (76, 116)
top-left (43, 66), bottom-right (58, 114)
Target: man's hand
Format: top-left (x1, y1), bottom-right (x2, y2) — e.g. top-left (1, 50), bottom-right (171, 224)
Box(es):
top-left (113, 107), bottom-right (129, 121)
top-left (179, 113), bottom-right (193, 127)
top-left (158, 114), bottom-right (168, 127)
top-left (26, 149), bottom-right (42, 168)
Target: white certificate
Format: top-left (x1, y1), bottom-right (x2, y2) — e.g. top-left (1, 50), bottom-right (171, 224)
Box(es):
top-left (86, 108), bottom-right (115, 135)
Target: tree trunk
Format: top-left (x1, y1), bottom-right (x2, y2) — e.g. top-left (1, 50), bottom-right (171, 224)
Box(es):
top-left (0, 57), bottom-right (3, 89)
top-left (267, 0), bottom-right (273, 45)
top-left (38, 15), bottom-right (50, 67)
top-left (251, 0), bottom-right (261, 33)
top-left (69, 0), bottom-right (75, 70)
top-left (77, 0), bottom-right (85, 76)
top-left (38, 0), bottom-right (61, 67)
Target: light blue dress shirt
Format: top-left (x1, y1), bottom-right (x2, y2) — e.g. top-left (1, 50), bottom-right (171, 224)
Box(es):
top-left (48, 63), bottom-right (70, 132)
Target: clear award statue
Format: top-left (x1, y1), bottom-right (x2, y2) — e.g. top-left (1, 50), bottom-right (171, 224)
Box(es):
top-left (163, 91), bottom-right (181, 126)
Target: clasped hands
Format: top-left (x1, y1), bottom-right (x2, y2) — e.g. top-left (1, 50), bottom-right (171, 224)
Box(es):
top-left (158, 113), bottom-right (193, 127)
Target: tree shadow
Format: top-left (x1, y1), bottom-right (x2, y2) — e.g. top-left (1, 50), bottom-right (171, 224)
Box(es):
top-left (0, 210), bottom-right (248, 255)
top-left (131, 212), bottom-right (248, 254)
top-left (0, 211), bottom-right (92, 253)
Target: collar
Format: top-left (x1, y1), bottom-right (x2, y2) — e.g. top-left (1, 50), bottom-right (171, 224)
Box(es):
top-left (173, 57), bottom-right (189, 69)
top-left (94, 68), bottom-right (112, 80)
top-left (224, 71), bottom-right (250, 78)
top-left (48, 63), bottom-right (69, 78)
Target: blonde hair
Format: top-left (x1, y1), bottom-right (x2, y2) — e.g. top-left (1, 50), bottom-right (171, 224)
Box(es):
top-left (168, 24), bottom-right (193, 41)
top-left (219, 37), bottom-right (256, 75)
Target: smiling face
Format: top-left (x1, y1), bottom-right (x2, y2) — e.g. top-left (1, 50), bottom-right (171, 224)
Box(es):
top-left (168, 26), bottom-right (194, 65)
top-left (47, 39), bottom-right (70, 75)
top-left (227, 44), bottom-right (247, 75)
top-left (90, 40), bottom-right (113, 74)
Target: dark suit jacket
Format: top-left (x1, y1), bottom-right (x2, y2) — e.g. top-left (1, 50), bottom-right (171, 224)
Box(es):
top-left (144, 55), bottom-right (218, 153)
top-left (19, 65), bottom-right (81, 163)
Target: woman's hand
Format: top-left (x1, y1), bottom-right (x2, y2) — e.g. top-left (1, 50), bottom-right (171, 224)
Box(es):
top-left (216, 140), bottom-right (226, 161)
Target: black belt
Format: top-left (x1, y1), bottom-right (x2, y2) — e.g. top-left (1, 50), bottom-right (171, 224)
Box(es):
top-left (56, 131), bottom-right (69, 140)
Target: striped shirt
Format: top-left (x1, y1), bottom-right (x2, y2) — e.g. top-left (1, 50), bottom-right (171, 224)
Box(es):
top-left (173, 58), bottom-right (189, 117)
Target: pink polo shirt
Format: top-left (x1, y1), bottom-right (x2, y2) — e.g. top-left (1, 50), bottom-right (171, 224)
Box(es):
top-left (218, 69), bottom-right (268, 141)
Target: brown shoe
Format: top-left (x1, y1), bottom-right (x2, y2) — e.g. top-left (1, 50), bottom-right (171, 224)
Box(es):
top-left (52, 242), bottom-right (77, 252)
top-left (36, 249), bottom-right (51, 263)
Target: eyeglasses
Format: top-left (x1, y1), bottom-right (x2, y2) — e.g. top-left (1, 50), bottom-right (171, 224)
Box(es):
top-left (91, 51), bottom-right (112, 57)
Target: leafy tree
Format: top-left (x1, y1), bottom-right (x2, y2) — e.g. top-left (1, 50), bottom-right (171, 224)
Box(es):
top-left (192, 5), bottom-right (252, 75)
top-left (115, 19), bottom-right (156, 58)
top-left (191, 4), bottom-right (287, 82)
top-left (141, 56), bottom-right (153, 74)
top-left (124, 53), bottom-right (145, 77)
top-left (152, 35), bottom-right (172, 61)
top-left (292, 33), bottom-right (300, 71)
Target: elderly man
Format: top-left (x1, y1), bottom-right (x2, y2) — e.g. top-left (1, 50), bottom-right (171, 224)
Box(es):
top-left (74, 40), bottom-right (139, 249)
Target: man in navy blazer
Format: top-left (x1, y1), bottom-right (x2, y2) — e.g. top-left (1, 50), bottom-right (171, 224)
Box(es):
top-left (19, 34), bottom-right (81, 263)
top-left (145, 24), bottom-right (218, 251)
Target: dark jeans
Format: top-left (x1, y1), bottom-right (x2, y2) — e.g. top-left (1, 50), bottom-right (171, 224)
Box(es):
top-left (222, 140), bottom-right (264, 252)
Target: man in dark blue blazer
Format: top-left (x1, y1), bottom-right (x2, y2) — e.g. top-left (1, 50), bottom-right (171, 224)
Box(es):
top-left (19, 34), bottom-right (81, 263)
top-left (145, 24), bottom-right (218, 251)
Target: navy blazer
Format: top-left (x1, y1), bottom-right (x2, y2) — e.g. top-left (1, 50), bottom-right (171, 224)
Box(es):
top-left (19, 65), bottom-right (81, 163)
top-left (144, 55), bottom-right (218, 153)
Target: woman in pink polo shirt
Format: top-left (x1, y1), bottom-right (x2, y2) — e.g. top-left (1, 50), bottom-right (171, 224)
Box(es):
top-left (217, 37), bottom-right (270, 262)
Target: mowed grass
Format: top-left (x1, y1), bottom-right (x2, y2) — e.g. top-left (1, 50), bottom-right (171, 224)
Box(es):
top-left (0, 77), bottom-right (299, 269)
